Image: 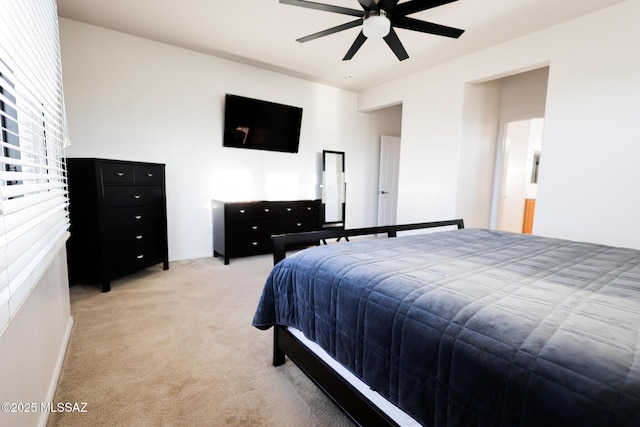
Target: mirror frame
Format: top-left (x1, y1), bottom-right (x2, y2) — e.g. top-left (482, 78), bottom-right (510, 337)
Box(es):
top-left (321, 150), bottom-right (346, 227)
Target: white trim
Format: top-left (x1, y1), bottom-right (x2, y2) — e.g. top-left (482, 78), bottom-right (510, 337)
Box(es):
top-left (288, 327), bottom-right (421, 427)
top-left (38, 315), bottom-right (74, 427)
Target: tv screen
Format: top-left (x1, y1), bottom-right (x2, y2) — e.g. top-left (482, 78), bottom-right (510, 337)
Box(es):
top-left (223, 94), bottom-right (303, 153)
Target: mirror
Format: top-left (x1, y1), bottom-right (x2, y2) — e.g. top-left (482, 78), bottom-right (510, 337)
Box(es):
top-left (530, 151), bottom-right (541, 184)
top-left (322, 150), bottom-right (345, 226)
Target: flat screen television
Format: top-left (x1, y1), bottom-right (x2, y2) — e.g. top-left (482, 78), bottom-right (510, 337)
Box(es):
top-left (223, 94), bottom-right (303, 153)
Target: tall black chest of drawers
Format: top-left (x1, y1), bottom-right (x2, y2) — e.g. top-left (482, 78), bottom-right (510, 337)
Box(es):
top-left (212, 199), bottom-right (321, 264)
top-left (66, 158), bottom-right (169, 292)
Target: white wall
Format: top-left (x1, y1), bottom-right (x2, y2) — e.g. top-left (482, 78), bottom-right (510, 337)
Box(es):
top-left (59, 19), bottom-right (400, 261)
top-left (0, 248), bottom-right (72, 427)
top-left (358, 0), bottom-right (640, 249)
top-left (457, 80), bottom-right (501, 228)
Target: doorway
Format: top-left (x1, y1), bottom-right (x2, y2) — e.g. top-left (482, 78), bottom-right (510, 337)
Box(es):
top-left (493, 117), bottom-right (544, 233)
top-left (377, 135), bottom-right (401, 226)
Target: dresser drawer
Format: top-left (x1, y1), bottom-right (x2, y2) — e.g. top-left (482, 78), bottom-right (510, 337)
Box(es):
top-left (227, 203), bottom-right (255, 218)
top-left (279, 200), bottom-right (319, 216)
top-left (278, 202), bottom-right (299, 216)
top-left (107, 247), bottom-right (164, 278)
top-left (135, 164), bottom-right (163, 183)
top-left (227, 235), bottom-right (272, 257)
top-left (106, 229), bottom-right (163, 273)
top-left (227, 202), bottom-right (278, 218)
top-left (228, 217), bottom-right (277, 238)
top-left (279, 216), bottom-right (318, 234)
top-left (298, 200), bottom-right (319, 216)
top-left (101, 162), bottom-right (135, 184)
top-left (107, 227), bottom-right (162, 250)
top-left (103, 185), bottom-right (163, 208)
top-left (104, 206), bottom-right (161, 230)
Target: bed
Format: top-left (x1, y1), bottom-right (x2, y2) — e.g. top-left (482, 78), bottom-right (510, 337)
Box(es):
top-left (252, 221), bottom-right (640, 427)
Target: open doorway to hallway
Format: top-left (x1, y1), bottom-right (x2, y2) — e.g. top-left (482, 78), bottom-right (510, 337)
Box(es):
top-left (495, 117), bottom-right (544, 234)
top-left (459, 66), bottom-right (549, 230)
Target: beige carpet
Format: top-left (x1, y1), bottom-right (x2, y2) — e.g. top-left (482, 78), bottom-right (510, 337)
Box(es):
top-left (48, 254), bottom-right (352, 427)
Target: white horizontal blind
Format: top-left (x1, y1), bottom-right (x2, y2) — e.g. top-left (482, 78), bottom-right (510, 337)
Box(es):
top-left (0, 0), bottom-right (69, 334)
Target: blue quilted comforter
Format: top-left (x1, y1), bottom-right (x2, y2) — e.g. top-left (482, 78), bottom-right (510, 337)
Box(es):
top-left (252, 229), bottom-right (640, 426)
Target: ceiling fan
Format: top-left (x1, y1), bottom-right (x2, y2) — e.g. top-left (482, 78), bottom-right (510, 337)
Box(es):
top-left (280, 0), bottom-right (465, 61)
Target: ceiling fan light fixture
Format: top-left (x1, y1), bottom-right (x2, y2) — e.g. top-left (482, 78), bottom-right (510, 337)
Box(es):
top-left (362, 10), bottom-right (390, 39)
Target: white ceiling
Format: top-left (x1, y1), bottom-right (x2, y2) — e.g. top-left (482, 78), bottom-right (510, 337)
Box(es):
top-left (56, 0), bottom-right (626, 92)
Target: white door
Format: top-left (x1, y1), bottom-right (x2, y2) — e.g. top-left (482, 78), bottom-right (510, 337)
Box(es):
top-left (377, 135), bottom-right (401, 226)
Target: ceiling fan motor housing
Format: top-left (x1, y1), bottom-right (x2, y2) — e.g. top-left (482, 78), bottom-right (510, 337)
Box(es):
top-left (363, 10), bottom-right (391, 39)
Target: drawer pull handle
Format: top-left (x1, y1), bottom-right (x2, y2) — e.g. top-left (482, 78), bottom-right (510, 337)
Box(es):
top-left (286, 207), bottom-right (292, 212)
top-left (264, 208), bottom-right (270, 212)
top-left (306, 207), bottom-right (312, 211)
top-left (251, 242), bottom-right (258, 246)
top-left (296, 223), bottom-right (302, 227)
top-left (239, 209), bottom-right (246, 214)
top-left (134, 215), bottom-right (142, 220)
top-left (252, 226), bottom-right (258, 230)
top-left (137, 254), bottom-right (144, 259)
top-left (116, 172), bottom-right (124, 177)
top-left (147, 173), bottom-right (154, 177)
top-left (133, 195), bottom-right (141, 199)
top-left (136, 235), bottom-right (143, 240)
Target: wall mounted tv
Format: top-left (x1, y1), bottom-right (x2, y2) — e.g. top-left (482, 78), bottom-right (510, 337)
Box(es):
top-left (223, 94), bottom-right (303, 153)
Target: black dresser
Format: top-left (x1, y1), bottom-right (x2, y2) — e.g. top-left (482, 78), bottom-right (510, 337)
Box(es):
top-left (212, 199), bottom-right (321, 264)
top-left (66, 158), bottom-right (169, 292)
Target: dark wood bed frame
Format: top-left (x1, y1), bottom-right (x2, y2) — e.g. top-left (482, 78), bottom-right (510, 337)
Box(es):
top-left (269, 219), bottom-right (465, 427)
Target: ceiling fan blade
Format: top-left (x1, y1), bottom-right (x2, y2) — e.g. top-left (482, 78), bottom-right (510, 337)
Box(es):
top-left (296, 20), bottom-right (363, 43)
top-left (358, 0), bottom-right (400, 11)
top-left (357, 0), bottom-right (378, 10)
top-left (383, 28), bottom-right (409, 61)
top-left (377, 0), bottom-right (401, 12)
top-left (343, 31), bottom-right (367, 61)
top-left (395, 0), bottom-right (459, 16)
top-left (393, 16), bottom-right (465, 38)
top-left (280, 0), bottom-right (364, 17)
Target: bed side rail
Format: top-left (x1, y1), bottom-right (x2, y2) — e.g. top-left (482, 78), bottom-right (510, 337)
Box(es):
top-left (271, 219), bottom-right (464, 265)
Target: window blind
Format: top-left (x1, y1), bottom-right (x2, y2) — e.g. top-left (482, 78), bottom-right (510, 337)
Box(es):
top-left (0, 0), bottom-right (70, 334)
